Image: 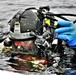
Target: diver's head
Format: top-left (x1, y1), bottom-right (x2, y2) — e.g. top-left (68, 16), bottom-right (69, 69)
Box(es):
top-left (9, 10), bottom-right (41, 41)
top-left (8, 10), bottom-right (42, 52)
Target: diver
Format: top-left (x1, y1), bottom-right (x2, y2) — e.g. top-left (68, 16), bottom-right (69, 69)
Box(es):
top-left (2, 6), bottom-right (76, 74)
top-left (7, 9), bottom-right (43, 58)
top-left (55, 20), bottom-right (76, 75)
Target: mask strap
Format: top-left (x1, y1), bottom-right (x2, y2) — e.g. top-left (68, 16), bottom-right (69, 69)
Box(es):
top-left (14, 21), bottom-right (21, 37)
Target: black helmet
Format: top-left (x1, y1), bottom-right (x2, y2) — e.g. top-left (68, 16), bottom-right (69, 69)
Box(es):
top-left (9, 10), bottom-right (41, 40)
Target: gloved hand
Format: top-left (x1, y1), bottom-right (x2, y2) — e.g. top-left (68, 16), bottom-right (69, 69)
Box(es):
top-left (63, 70), bottom-right (76, 75)
top-left (55, 20), bottom-right (76, 48)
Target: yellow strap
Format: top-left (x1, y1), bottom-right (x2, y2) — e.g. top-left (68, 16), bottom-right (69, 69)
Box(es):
top-left (54, 21), bottom-right (58, 27)
top-left (45, 19), bottom-right (58, 27)
top-left (45, 19), bottom-right (50, 26)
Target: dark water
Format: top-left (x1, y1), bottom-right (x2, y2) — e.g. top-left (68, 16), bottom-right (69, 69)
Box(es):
top-left (0, 0), bottom-right (76, 74)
